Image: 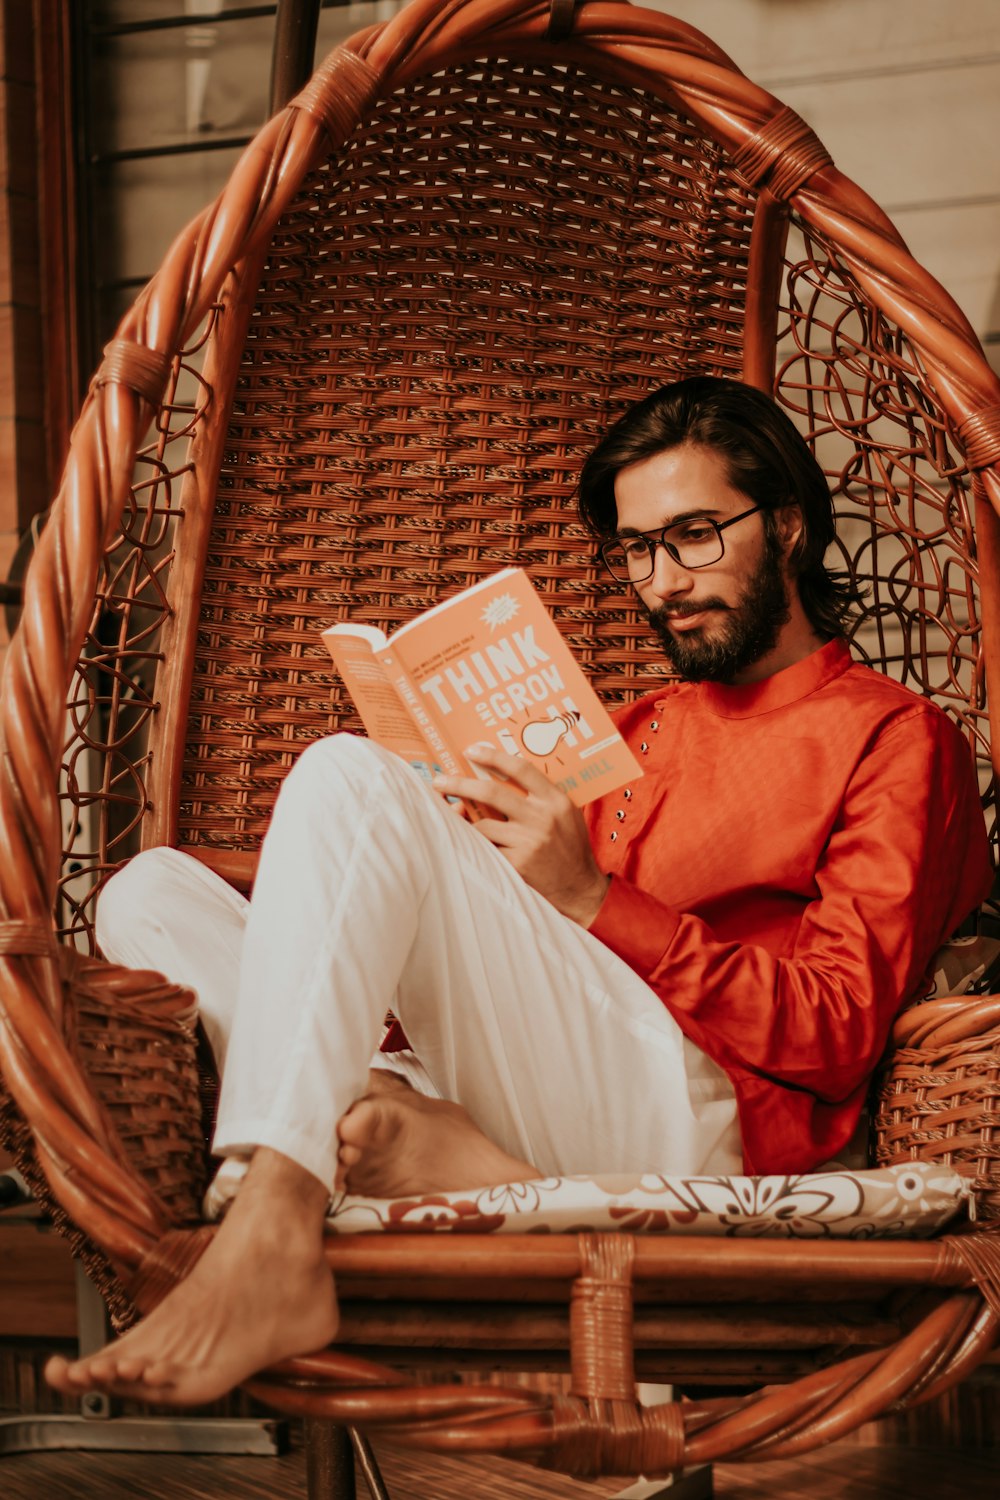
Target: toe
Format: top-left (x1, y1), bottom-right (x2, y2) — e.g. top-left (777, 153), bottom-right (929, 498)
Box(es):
top-left (92, 1374), bottom-right (176, 1405)
top-left (44, 1355), bottom-right (75, 1392)
top-left (113, 1354), bottom-right (155, 1384)
top-left (79, 1354), bottom-right (123, 1390)
top-left (59, 1360), bottom-right (100, 1391)
top-left (337, 1098), bottom-right (375, 1146)
top-left (139, 1358), bottom-right (178, 1389)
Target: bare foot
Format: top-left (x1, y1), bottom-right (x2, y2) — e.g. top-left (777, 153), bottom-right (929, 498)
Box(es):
top-left (45, 1148), bottom-right (337, 1407)
top-left (337, 1091), bottom-right (540, 1198)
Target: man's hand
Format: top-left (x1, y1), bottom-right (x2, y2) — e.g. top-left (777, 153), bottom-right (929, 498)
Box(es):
top-left (432, 745), bottom-right (610, 927)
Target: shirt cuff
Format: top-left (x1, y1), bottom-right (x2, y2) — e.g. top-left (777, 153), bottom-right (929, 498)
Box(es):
top-left (587, 875), bottom-right (682, 978)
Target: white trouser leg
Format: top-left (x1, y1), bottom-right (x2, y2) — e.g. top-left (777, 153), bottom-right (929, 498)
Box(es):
top-left (99, 735), bottom-right (740, 1192)
top-left (96, 846), bottom-right (248, 1075)
top-left (222, 736), bottom-right (738, 1187)
top-left (95, 846), bottom-right (428, 1088)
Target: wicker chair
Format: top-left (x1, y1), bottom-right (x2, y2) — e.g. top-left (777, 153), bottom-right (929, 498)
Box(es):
top-left (1, 0), bottom-right (999, 1489)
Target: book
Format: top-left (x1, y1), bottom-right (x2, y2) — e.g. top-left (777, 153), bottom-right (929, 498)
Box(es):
top-left (321, 568), bottom-right (642, 808)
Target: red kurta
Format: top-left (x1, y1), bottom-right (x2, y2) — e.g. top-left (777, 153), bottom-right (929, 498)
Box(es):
top-left (584, 638), bottom-right (992, 1174)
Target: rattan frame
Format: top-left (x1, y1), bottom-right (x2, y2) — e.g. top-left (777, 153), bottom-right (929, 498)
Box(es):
top-left (1, 0), bottom-right (1000, 1478)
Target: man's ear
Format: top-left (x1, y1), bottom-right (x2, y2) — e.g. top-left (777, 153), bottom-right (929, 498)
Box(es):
top-left (776, 503), bottom-right (805, 566)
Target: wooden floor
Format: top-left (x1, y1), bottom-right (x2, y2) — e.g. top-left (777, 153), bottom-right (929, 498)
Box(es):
top-left (0, 1435), bottom-right (997, 1499)
top-left (1, 1331), bottom-right (997, 1496)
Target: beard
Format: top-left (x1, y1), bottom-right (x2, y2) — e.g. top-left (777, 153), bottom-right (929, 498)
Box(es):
top-left (645, 531), bottom-right (792, 683)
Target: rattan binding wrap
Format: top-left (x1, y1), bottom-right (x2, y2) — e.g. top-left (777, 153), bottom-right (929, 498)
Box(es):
top-left (1, 0), bottom-right (1000, 1477)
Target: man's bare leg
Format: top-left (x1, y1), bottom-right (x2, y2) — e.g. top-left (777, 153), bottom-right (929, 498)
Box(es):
top-left (337, 1091), bottom-right (541, 1198)
top-left (45, 1147), bottom-right (337, 1407)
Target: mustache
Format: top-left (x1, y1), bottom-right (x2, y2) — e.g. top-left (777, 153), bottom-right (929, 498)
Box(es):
top-left (648, 600), bottom-right (730, 623)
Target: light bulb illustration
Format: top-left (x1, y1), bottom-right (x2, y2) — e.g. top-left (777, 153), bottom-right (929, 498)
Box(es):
top-left (519, 711), bottom-right (581, 758)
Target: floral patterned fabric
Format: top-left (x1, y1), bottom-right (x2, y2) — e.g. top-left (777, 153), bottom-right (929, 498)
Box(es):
top-left (325, 1162), bottom-right (968, 1238)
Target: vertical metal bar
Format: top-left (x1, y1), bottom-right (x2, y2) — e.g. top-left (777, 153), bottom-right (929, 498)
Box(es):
top-left (305, 1419), bottom-right (357, 1500)
top-left (74, 1261), bottom-right (113, 1420)
top-left (71, 0), bottom-right (100, 379)
top-left (74, 1260), bottom-right (111, 1357)
top-left (269, 0), bottom-right (323, 112)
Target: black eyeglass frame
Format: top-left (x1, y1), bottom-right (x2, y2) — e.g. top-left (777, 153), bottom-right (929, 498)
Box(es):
top-left (599, 504), bottom-right (764, 582)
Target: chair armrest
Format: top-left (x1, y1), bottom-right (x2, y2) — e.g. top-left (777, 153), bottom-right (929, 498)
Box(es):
top-left (874, 992), bottom-right (1000, 1218)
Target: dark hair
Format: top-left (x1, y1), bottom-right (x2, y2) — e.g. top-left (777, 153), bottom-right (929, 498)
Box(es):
top-left (578, 375), bottom-right (859, 640)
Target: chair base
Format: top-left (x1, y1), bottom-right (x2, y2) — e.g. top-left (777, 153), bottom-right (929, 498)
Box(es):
top-left (306, 1421), bottom-right (389, 1500)
top-left (0, 1413), bottom-right (286, 1456)
top-left (303, 1421), bottom-right (713, 1500)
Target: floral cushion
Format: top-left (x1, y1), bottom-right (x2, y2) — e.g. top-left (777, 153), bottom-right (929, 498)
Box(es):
top-left (324, 1161), bottom-right (968, 1239)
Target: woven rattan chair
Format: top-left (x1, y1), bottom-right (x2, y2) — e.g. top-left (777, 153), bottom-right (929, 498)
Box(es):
top-left (2, 0), bottom-right (1000, 1490)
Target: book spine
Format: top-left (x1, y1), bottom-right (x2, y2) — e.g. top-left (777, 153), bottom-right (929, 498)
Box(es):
top-left (379, 652), bottom-right (464, 777)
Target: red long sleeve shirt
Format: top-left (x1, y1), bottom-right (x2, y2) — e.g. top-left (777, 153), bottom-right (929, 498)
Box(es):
top-left (584, 638), bottom-right (992, 1175)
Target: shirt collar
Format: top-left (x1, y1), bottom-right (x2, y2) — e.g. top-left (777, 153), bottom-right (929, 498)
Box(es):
top-left (694, 637), bottom-right (853, 719)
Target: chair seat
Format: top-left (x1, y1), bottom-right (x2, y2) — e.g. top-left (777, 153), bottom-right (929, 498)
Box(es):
top-left (205, 1158), bottom-right (968, 1238)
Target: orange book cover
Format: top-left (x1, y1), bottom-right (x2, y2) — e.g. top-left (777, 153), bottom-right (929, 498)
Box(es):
top-left (321, 568), bottom-right (642, 807)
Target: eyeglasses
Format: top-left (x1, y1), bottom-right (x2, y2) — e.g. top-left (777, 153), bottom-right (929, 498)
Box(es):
top-left (600, 505), bottom-right (763, 582)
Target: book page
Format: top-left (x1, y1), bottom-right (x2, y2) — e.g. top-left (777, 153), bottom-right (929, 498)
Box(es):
top-left (321, 630), bottom-right (448, 783)
top-left (390, 569), bottom-right (642, 807)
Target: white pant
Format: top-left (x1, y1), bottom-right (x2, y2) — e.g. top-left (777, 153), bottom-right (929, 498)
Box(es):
top-left (96, 736), bottom-right (740, 1191)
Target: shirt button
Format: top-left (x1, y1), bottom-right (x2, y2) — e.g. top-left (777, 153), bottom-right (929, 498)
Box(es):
top-left (610, 831), bottom-right (618, 842)
top-left (640, 742), bottom-right (649, 754)
top-left (623, 789), bottom-right (632, 800)
top-left (650, 720), bottom-right (660, 732)
top-left (615, 810), bottom-right (625, 822)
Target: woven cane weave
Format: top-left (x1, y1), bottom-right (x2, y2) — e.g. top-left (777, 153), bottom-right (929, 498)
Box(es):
top-left (0, 950), bottom-right (204, 1327)
top-left (7, 951), bottom-right (205, 1219)
top-left (177, 60), bottom-right (756, 855)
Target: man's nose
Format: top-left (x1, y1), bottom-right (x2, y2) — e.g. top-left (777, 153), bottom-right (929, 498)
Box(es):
top-left (647, 542), bottom-right (695, 599)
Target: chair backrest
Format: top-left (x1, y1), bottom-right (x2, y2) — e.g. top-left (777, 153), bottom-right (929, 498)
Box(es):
top-left (41, 1), bottom-right (1000, 945)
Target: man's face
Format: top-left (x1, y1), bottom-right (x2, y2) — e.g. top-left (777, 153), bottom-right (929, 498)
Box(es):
top-left (612, 442), bottom-right (793, 683)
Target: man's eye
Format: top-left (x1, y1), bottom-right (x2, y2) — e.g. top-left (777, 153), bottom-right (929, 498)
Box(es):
top-left (675, 523), bottom-right (715, 544)
top-left (622, 537), bottom-right (650, 557)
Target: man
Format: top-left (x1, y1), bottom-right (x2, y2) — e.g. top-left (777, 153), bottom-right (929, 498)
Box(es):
top-left (46, 375), bottom-right (991, 1407)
